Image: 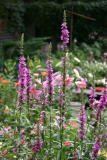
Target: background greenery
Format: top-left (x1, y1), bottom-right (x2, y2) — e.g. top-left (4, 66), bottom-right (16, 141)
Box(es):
top-left (0, 0), bottom-right (107, 42)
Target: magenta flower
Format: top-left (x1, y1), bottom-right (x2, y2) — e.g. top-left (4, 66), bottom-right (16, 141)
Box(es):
top-left (92, 135), bottom-right (102, 160)
top-left (26, 69), bottom-right (32, 96)
top-left (97, 88), bottom-right (107, 111)
top-left (78, 106), bottom-right (87, 140)
top-left (33, 137), bottom-right (43, 152)
top-left (61, 22), bottom-right (69, 51)
top-left (46, 59), bottom-right (54, 104)
top-left (18, 56), bottom-right (27, 109)
top-left (104, 52), bottom-right (107, 57)
top-left (72, 150), bottom-right (79, 160)
top-left (89, 87), bottom-right (97, 110)
top-left (26, 69), bottom-right (32, 107)
top-left (96, 88), bottom-right (107, 122)
top-left (40, 87), bottom-right (47, 105)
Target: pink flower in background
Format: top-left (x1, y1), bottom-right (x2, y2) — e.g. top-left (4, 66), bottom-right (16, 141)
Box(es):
top-left (65, 77), bottom-right (74, 88)
top-left (34, 124), bottom-right (37, 128)
top-left (4, 126), bottom-right (11, 133)
top-left (53, 73), bottom-right (62, 86)
top-left (104, 52), bottom-right (107, 57)
top-left (35, 79), bottom-right (41, 84)
top-left (2, 149), bottom-right (7, 155)
top-left (20, 141), bottom-right (26, 145)
top-left (22, 134), bottom-right (26, 139)
top-left (39, 119), bottom-right (43, 124)
top-left (43, 73), bottom-right (74, 89)
top-left (63, 123), bottom-right (68, 128)
top-left (20, 129), bottom-right (24, 133)
top-left (90, 51), bottom-right (93, 55)
top-left (0, 130), bottom-right (4, 135)
top-left (53, 73), bottom-right (74, 88)
top-left (64, 141), bottom-right (71, 146)
top-left (30, 85), bottom-right (41, 100)
top-left (76, 80), bottom-right (86, 89)
top-left (55, 116), bottom-right (60, 120)
top-left (16, 127), bottom-right (18, 132)
top-left (69, 121), bottom-right (78, 128)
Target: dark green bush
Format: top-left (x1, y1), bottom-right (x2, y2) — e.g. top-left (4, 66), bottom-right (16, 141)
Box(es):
top-left (2, 1), bottom-right (106, 43)
top-left (0, 37), bottom-right (49, 59)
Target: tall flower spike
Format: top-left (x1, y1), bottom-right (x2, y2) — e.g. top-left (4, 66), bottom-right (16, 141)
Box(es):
top-left (61, 10), bottom-right (69, 96)
top-left (40, 87), bottom-right (47, 106)
top-left (96, 88), bottom-right (107, 122)
top-left (26, 69), bottom-right (32, 108)
top-left (46, 43), bottom-right (54, 104)
top-left (78, 106), bottom-right (87, 140)
top-left (18, 34), bottom-right (27, 109)
top-left (46, 43), bottom-right (54, 158)
top-left (60, 12), bottom-right (69, 157)
top-left (89, 87), bottom-right (97, 110)
top-left (97, 88), bottom-right (107, 111)
top-left (33, 137), bottom-right (43, 152)
top-left (61, 10), bottom-right (69, 52)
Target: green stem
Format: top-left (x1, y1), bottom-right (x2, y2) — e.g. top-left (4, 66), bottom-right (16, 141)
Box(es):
top-left (60, 98), bottom-right (62, 160)
top-left (49, 105), bottom-right (52, 159)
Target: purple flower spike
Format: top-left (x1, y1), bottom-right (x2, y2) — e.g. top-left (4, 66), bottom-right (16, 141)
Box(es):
top-left (46, 58), bottom-right (54, 104)
top-left (33, 137), bottom-right (43, 152)
top-left (40, 87), bottom-right (47, 106)
top-left (26, 69), bottom-right (32, 103)
top-left (26, 69), bottom-right (32, 93)
top-left (97, 88), bottom-right (107, 111)
top-left (18, 56), bottom-right (27, 109)
top-left (78, 106), bottom-right (87, 140)
top-left (96, 88), bottom-right (107, 122)
top-left (89, 87), bottom-right (97, 110)
top-left (92, 135), bottom-right (102, 160)
top-left (61, 22), bottom-right (69, 52)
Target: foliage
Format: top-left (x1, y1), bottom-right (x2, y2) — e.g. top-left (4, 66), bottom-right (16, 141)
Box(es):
top-left (0, 1), bottom-right (106, 42)
top-left (6, 3), bottom-right (25, 34)
top-left (0, 37), bottom-right (49, 60)
top-left (73, 38), bottom-right (107, 60)
top-left (24, 1), bottom-right (107, 42)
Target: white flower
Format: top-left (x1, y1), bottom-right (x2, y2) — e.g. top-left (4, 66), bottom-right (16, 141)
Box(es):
top-left (88, 73), bottom-right (93, 78)
top-left (95, 78), bottom-right (106, 85)
top-left (0, 142), bottom-right (2, 148)
top-left (74, 57), bottom-right (80, 63)
top-left (73, 69), bottom-right (82, 79)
